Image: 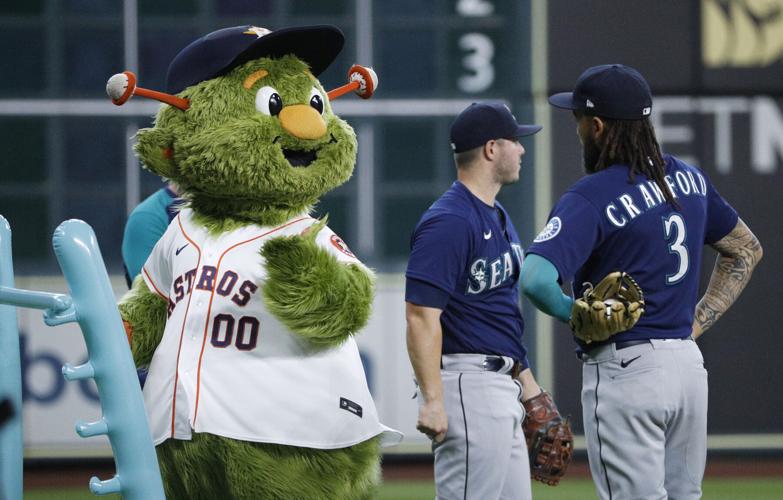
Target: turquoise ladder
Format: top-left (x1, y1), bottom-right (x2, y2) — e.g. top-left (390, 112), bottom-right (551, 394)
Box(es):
top-left (0, 216), bottom-right (164, 499)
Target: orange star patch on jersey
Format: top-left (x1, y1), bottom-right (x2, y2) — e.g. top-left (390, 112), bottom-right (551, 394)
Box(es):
top-left (330, 234), bottom-right (355, 258)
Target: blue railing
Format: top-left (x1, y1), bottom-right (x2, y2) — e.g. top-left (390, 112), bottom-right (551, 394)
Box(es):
top-left (0, 216), bottom-right (164, 500)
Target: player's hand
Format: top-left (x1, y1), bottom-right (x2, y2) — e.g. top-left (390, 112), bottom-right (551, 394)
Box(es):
top-left (417, 399), bottom-right (448, 443)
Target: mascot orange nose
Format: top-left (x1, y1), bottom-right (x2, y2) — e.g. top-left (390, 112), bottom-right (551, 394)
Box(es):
top-left (279, 105), bottom-right (327, 140)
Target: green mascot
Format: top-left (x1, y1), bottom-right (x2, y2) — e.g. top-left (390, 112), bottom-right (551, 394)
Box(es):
top-left (108, 25), bottom-right (400, 500)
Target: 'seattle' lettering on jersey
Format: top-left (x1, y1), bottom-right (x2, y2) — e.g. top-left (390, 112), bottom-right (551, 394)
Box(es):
top-left (406, 181), bottom-right (529, 366)
top-left (142, 209), bottom-right (401, 448)
top-left (527, 155), bottom-right (738, 344)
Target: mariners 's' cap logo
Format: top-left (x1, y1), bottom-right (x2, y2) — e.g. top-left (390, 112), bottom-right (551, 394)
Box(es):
top-left (534, 216), bottom-right (562, 242)
top-left (243, 26), bottom-right (272, 39)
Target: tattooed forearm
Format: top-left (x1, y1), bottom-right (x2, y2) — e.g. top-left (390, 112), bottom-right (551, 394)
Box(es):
top-left (693, 219), bottom-right (762, 338)
top-left (693, 257), bottom-right (748, 335)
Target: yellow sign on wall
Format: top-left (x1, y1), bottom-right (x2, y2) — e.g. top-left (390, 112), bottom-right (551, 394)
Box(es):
top-left (703, 0), bottom-right (783, 67)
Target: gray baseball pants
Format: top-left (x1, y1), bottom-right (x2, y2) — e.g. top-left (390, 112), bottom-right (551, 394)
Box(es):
top-left (420, 354), bottom-right (531, 500)
top-left (581, 338), bottom-right (708, 500)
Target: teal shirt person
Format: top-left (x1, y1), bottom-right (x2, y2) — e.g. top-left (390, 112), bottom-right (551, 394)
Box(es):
top-left (121, 184), bottom-right (181, 288)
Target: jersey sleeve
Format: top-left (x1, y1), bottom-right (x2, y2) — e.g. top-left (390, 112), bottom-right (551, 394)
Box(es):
top-left (405, 276), bottom-right (452, 309)
top-left (140, 218), bottom-right (176, 300)
top-left (525, 191), bottom-right (603, 282)
top-left (314, 224), bottom-right (364, 265)
top-left (704, 176), bottom-right (739, 244)
top-left (405, 213), bottom-right (470, 299)
top-left (121, 205), bottom-right (171, 281)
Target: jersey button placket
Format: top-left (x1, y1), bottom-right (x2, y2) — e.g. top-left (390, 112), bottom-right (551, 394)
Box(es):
top-left (197, 251), bottom-right (214, 340)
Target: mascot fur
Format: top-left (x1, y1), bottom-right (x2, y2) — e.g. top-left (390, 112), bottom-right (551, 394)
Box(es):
top-left (111, 25), bottom-right (399, 499)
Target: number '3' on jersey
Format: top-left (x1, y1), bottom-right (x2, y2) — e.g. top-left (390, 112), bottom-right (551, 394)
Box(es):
top-left (527, 155), bottom-right (737, 341)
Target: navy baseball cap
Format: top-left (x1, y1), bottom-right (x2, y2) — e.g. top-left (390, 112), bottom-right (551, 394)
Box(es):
top-left (450, 102), bottom-right (542, 153)
top-left (166, 25), bottom-right (344, 94)
top-left (548, 64), bottom-right (653, 120)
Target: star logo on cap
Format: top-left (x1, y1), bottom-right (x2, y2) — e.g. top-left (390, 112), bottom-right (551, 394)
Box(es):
top-left (243, 26), bottom-right (271, 39)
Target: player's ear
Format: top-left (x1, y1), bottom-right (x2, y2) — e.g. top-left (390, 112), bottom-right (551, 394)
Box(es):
top-left (482, 139), bottom-right (497, 160)
top-left (134, 126), bottom-right (176, 178)
top-left (591, 116), bottom-right (606, 141)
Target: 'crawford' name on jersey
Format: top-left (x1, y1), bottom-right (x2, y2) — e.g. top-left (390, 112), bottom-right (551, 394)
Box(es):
top-left (527, 155), bottom-right (738, 345)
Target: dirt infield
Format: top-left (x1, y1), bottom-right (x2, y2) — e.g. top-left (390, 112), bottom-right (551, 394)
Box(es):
top-left (23, 455), bottom-right (783, 488)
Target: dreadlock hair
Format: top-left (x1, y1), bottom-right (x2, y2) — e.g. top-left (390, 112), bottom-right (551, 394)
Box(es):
top-left (594, 117), bottom-right (678, 208)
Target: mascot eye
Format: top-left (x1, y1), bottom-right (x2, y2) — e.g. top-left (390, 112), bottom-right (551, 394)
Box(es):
top-left (255, 86), bottom-right (283, 116)
top-left (309, 87), bottom-right (324, 114)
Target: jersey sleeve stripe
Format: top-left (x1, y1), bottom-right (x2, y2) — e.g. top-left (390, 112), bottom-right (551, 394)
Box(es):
top-left (142, 267), bottom-right (170, 300)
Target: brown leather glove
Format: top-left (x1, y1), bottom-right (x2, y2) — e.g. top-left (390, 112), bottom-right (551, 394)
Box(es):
top-left (570, 271), bottom-right (645, 344)
top-left (522, 390), bottom-right (574, 486)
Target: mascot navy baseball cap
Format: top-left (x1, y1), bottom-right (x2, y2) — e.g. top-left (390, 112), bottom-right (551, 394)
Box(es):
top-left (450, 102), bottom-right (542, 153)
top-left (166, 25), bottom-right (344, 94)
top-left (548, 64), bottom-right (653, 120)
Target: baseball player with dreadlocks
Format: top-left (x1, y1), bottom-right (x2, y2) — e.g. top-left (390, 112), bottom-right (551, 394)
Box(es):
top-left (520, 64), bottom-right (763, 499)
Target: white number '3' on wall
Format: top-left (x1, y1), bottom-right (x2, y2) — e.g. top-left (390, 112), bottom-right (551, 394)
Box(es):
top-left (458, 33), bottom-right (494, 93)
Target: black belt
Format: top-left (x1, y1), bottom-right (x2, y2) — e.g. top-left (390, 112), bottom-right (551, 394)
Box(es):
top-left (579, 337), bottom-right (695, 359)
top-left (585, 339), bottom-right (651, 353)
top-left (614, 339), bottom-right (651, 350)
top-left (578, 339), bottom-right (651, 359)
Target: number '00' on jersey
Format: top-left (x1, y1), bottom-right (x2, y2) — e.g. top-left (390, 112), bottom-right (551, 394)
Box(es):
top-left (139, 209), bottom-right (398, 449)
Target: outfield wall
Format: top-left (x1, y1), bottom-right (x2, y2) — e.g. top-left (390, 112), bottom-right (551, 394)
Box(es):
top-left (15, 272), bottom-right (782, 458)
top-left (15, 274), bottom-right (428, 457)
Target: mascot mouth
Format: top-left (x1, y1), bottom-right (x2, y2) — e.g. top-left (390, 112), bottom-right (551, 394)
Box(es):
top-left (278, 134), bottom-right (337, 168)
top-left (283, 148), bottom-right (318, 167)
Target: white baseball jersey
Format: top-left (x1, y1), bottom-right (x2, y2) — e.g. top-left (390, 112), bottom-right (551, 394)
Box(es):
top-left (141, 208), bottom-right (401, 449)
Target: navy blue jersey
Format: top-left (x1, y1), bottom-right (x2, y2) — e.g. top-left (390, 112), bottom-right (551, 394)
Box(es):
top-left (406, 181), bottom-right (528, 365)
top-left (527, 155), bottom-right (738, 345)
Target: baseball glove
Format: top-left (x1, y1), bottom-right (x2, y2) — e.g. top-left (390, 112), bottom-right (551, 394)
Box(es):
top-left (569, 271), bottom-right (644, 344)
top-left (522, 390), bottom-right (573, 486)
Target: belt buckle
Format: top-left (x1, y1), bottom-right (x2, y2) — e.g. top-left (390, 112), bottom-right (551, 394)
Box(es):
top-left (482, 356), bottom-right (521, 377)
top-left (482, 356), bottom-right (504, 372)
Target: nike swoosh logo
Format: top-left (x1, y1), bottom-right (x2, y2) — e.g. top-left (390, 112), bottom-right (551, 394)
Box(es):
top-left (620, 355), bottom-right (642, 368)
top-left (483, 230), bottom-right (492, 240)
top-left (175, 243), bottom-right (189, 255)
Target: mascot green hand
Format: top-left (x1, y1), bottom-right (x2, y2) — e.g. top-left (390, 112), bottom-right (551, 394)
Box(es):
top-left (111, 25), bottom-right (399, 500)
